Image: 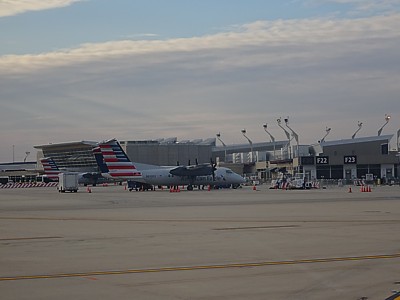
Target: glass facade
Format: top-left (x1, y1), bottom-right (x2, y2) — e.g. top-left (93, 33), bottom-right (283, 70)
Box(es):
top-left (357, 164), bottom-right (380, 179)
top-left (316, 165), bottom-right (343, 179)
top-left (40, 144), bottom-right (98, 172)
top-left (316, 165), bottom-right (330, 179)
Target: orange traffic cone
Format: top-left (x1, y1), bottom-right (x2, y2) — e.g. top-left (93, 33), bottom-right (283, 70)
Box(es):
top-left (367, 185), bottom-right (372, 192)
top-left (348, 187), bottom-right (352, 193)
top-left (253, 185), bottom-right (257, 191)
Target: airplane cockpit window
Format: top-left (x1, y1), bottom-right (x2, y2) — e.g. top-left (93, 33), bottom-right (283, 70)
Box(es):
top-left (226, 170), bottom-right (233, 174)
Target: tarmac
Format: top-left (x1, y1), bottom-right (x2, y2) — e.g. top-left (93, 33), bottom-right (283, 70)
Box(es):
top-left (0, 184), bottom-right (399, 299)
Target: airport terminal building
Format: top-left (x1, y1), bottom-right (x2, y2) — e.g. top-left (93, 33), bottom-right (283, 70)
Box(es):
top-left (295, 135), bottom-right (399, 181)
top-left (1, 132), bottom-right (397, 183)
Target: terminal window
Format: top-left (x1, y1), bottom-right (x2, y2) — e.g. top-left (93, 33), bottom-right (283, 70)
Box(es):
top-left (381, 143), bottom-right (389, 155)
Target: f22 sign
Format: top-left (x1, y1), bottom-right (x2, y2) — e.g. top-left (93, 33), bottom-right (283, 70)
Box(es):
top-left (344, 155), bottom-right (357, 164)
top-left (316, 156), bottom-right (329, 165)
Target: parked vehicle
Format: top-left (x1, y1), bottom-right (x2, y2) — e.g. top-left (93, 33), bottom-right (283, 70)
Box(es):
top-left (58, 173), bottom-right (79, 193)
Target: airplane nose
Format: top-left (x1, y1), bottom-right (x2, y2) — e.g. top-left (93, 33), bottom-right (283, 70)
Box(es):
top-left (237, 174), bottom-right (246, 183)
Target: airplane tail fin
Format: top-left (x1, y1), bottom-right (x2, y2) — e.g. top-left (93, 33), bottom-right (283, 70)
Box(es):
top-left (96, 139), bottom-right (142, 179)
top-left (40, 157), bottom-right (60, 181)
top-left (93, 146), bottom-right (109, 174)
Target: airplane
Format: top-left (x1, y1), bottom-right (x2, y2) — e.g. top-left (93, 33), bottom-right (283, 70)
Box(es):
top-left (94, 139), bottom-right (245, 191)
top-left (385, 291), bottom-right (400, 300)
top-left (40, 157), bottom-right (103, 186)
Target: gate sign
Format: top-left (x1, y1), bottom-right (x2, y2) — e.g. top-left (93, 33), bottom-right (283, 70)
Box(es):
top-left (316, 156), bottom-right (329, 165)
top-left (301, 156), bottom-right (315, 165)
top-left (344, 155), bottom-right (357, 164)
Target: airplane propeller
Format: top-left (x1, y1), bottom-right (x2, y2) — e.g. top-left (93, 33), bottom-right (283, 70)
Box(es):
top-left (169, 158), bottom-right (217, 178)
top-left (210, 158), bottom-right (217, 181)
top-left (187, 159), bottom-right (199, 166)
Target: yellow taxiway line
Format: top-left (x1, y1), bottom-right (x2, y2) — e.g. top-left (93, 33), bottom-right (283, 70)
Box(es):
top-left (1, 253), bottom-right (399, 281)
top-left (385, 291), bottom-right (400, 300)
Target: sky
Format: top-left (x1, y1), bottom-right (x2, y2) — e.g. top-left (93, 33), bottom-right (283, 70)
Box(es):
top-left (1, 0), bottom-right (400, 162)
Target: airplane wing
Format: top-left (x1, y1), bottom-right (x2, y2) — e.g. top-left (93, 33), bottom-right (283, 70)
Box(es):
top-left (80, 172), bottom-right (100, 179)
top-left (169, 163), bottom-right (216, 177)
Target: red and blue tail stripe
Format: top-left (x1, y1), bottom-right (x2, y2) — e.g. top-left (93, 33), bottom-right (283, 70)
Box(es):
top-left (97, 139), bottom-right (142, 179)
top-left (40, 157), bottom-right (60, 181)
top-left (93, 147), bottom-right (109, 174)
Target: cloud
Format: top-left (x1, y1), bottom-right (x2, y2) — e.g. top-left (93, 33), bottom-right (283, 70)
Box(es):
top-left (1, 14), bottom-right (400, 74)
top-left (123, 33), bottom-right (160, 39)
top-left (1, 13), bottom-right (400, 161)
top-left (0, 0), bottom-right (85, 17)
top-left (311, 0), bottom-right (400, 13)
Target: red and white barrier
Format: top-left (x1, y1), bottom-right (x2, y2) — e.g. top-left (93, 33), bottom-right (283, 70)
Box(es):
top-left (354, 180), bottom-right (365, 186)
top-left (0, 182), bottom-right (58, 189)
top-left (311, 181), bottom-right (320, 189)
top-left (281, 182), bottom-right (289, 190)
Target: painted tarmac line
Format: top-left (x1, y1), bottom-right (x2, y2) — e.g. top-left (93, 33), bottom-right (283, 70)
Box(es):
top-left (1, 253), bottom-right (399, 282)
top-left (0, 236), bottom-right (63, 241)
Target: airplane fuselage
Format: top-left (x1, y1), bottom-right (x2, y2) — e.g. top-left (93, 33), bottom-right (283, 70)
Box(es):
top-left (140, 167), bottom-right (244, 187)
top-left (101, 166), bottom-right (244, 187)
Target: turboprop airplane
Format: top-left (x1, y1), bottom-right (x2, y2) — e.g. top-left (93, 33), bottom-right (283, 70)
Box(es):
top-left (40, 157), bottom-right (102, 186)
top-left (95, 139), bottom-right (245, 190)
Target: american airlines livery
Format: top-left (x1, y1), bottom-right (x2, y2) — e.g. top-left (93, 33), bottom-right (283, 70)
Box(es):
top-left (95, 139), bottom-right (245, 190)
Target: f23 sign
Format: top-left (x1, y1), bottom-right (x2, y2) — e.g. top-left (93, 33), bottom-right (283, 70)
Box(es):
top-left (344, 155), bottom-right (357, 164)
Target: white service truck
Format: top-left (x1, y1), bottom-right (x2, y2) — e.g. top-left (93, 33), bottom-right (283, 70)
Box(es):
top-left (58, 173), bottom-right (79, 193)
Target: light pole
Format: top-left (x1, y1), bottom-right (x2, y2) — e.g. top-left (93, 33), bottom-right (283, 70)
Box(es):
top-left (378, 114), bottom-right (391, 136)
top-left (320, 127), bottom-right (331, 143)
top-left (284, 117), bottom-right (299, 158)
top-left (12, 145), bottom-right (15, 163)
top-left (352, 121), bottom-right (363, 139)
top-left (277, 117), bottom-right (291, 159)
top-left (216, 132), bottom-right (227, 162)
top-left (263, 123), bottom-right (276, 160)
top-left (24, 151), bottom-right (30, 163)
top-left (241, 129), bottom-right (254, 162)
